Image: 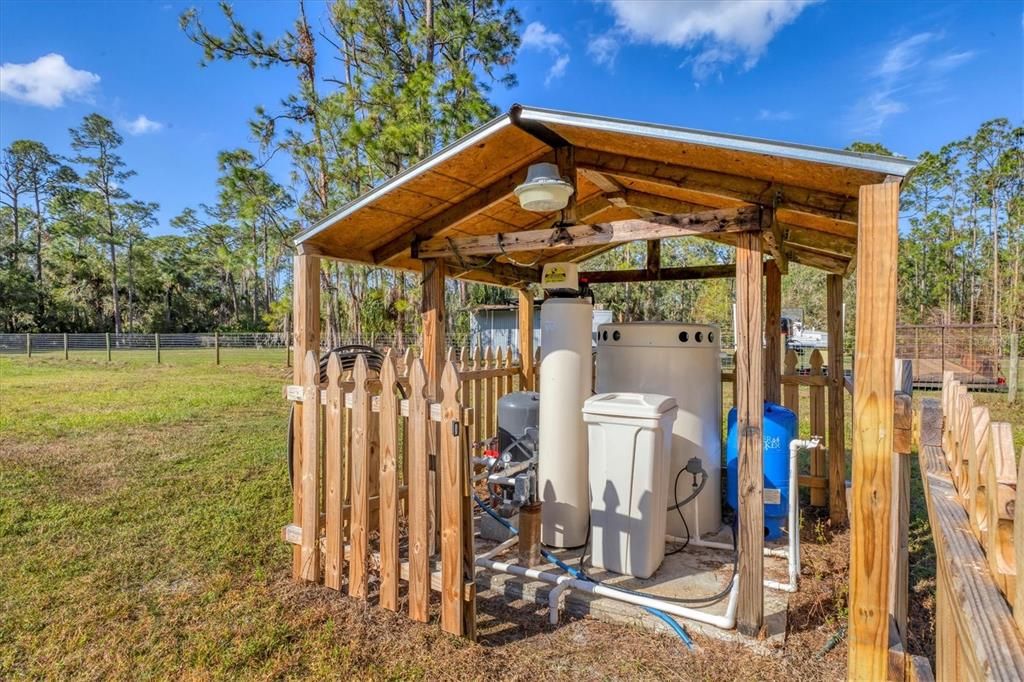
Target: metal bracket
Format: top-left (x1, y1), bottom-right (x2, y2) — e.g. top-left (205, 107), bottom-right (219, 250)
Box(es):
top-left (547, 222), bottom-right (575, 247)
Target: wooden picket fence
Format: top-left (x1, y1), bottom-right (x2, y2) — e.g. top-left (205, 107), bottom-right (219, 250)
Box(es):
top-left (913, 372), bottom-right (1024, 679)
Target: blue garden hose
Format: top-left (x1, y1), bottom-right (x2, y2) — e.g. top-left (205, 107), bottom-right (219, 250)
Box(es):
top-left (474, 494), bottom-right (694, 649)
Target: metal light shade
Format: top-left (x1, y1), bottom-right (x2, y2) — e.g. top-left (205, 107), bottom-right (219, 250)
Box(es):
top-left (514, 162), bottom-right (574, 212)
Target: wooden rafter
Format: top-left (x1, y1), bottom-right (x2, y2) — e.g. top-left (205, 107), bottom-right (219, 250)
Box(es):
top-left (574, 148), bottom-right (859, 226)
top-left (580, 263), bottom-right (739, 283)
top-left (786, 245), bottom-right (850, 274)
top-left (372, 151), bottom-right (554, 264)
top-left (415, 207), bottom-right (764, 260)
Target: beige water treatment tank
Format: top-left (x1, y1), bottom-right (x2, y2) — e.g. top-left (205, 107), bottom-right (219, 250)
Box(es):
top-left (538, 297), bottom-right (593, 548)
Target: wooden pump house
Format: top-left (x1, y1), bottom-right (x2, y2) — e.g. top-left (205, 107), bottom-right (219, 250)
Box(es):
top-left (287, 105), bottom-right (917, 677)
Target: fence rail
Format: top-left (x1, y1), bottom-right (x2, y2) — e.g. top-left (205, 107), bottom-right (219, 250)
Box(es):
top-left (912, 373), bottom-right (1024, 680)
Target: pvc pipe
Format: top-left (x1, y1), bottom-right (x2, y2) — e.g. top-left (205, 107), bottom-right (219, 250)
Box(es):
top-left (548, 581), bottom-right (572, 624)
top-left (476, 555), bottom-right (739, 630)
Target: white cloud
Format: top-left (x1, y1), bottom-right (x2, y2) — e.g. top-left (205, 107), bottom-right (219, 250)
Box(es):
top-left (0, 53), bottom-right (100, 108)
top-left (757, 109), bottom-right (795, 121)
top-left (849, 33), bottom-right (975, 136)
top-left (587, 34), bottom-right (620, 69)
top-left (605, 0), bottom-right (819, 80)
top-left (522, 22), bottom-right (567, 55)
top-left (546, 55), bottom-right (570, 86)
top-left (521, 22), bottom-right (570, 86)
top-left (125, 115), bottom-right (164, 135)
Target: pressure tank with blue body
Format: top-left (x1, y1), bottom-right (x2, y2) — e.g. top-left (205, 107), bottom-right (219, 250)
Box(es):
top-left (726, 402), bottom-right (797, 540)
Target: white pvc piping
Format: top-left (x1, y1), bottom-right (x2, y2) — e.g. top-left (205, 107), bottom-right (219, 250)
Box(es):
top-left (477, 536), bottom-right (519, 561)
top-left (475, 555), bottom-right (739, 630)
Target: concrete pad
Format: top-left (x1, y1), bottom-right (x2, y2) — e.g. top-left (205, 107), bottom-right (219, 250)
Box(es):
top-left (475, 525), bottom-right (790, 650)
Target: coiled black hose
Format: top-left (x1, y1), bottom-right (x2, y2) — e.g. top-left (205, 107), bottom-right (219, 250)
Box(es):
top-left (287, 345), bottom-right (407, 489)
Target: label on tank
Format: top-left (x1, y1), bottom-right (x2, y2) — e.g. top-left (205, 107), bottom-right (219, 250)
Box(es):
top-left (764, 488), bottom-right (781, 505)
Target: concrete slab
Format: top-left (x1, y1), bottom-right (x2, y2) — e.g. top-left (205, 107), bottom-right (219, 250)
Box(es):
top-left (475, 525), bottom-right (790, 650)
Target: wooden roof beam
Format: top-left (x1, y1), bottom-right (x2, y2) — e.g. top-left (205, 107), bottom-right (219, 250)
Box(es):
top-left (372, 151), bottom-right (555, 264)
top-left (582, 263), bottom-right (738, 283)
top-left (416, 206), bottom-right (764, 260)
top-left (786, 245), bottom-right (850, 274)
top-left (574, 148), bottom-right (858, 226)
top-left (446, 257), bottom-right (540, 285)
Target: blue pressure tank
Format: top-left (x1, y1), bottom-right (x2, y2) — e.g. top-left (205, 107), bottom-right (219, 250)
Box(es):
top-left (726, 402), bottom-right (797, 540)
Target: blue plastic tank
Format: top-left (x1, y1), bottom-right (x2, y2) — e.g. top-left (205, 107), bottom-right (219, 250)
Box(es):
top-left (726, 402), bottom-right (797, 540)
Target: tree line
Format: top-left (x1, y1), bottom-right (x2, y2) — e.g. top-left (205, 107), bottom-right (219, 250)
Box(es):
top-left (1, 0), bottom-right (1020, 353)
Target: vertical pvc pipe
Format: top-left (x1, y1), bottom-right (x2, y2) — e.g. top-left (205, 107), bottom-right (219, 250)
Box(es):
top-left (26, 333), bottom-right (31, 357)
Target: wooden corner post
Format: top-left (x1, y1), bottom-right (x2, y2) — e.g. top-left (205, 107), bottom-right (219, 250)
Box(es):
top-left (292, 250), bottom-right (321, 580)
top-left (736, 231), bottom-right (764, 636)
top-left (421, 258), bottom-right (447, 554)
top-left (848, 182), bottom-right (899, 679)
top-left (764, 259), bottom-right (782, 405)
top-left (827, 274), bottom-right (847, 523)
top-left (517, 287), bottom-right (535, 391)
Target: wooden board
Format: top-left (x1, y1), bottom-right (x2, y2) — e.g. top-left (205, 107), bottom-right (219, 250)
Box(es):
top-left (518, 289), bottom-right (535, 391)
top-left (348, 355), bottom-right (371, 599)
top-left (416, 207), bottom-right (763, 259)
top-left (764, 260), bottom-right (782, 405)
top-left (324, 353), bottom-right (345, 590)
top-left (826, 274), bottom-right (847, 523)
top-left (299, 351), bottom-right (321, 583)
top-left (291, 253), bottom-right (320, 578)
top-left (439, 362), bottom-right (465, 636)
top-left (406, 360), bottom-right (431, 622)
top-left (735, 230), bottom-right (764, 636)
top-left (378, 355), bottom-right (400, 611)
top-left (848, 182), bottom-right (899, 680)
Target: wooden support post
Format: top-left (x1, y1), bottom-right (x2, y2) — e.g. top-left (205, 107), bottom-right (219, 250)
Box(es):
top-left (1009, 331), bottom-right (1018, 405)
top-left (555, 145), bottom-right (578, 224)
top-left (105, 332), bottom-right (111, 362)
top-left (735, 230), bottom-right (764, 636)
top-left (421, 258), bottom-right (446, 555)
top-left (63, 333), bottom-right (68, 360)
top-left (517, 288), bottom-right (535, 391)
top-left (765, 260), bottom-right (782, 405)
top-left (155, 333), bottom-right (160, 363)
top-left (285, 330), bottom-right (291, 368)
top-left (848, 182), bottom-right (899, 680)
top-left (299, 351), bottom-right (321, 583)
top-left (214, 331), bottom-right (220, 365)
top-left (827, 274), bottom-right (847, 523)
top-left (26, 333), bottom-right (31, 357)
top-left (291, 252), bottom-right (321, 579)
top-left (646, 239), bottom-right (661, 280)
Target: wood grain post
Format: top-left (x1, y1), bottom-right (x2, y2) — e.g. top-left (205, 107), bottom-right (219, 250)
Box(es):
top-left (105, 332), bottom-right (111, 362)
top-left (291, 251), bottom-right (321, 579)
top-left (63, 333), bottom-right (68, 360)
top-left (155, 333), bottom-right (160, 364)
top-left (517, 288), bottom-right (535, 391)
top-left (421, 258), bottom-right (446, 555)
top-left (764, 260), bottom-right (781, 405)
top-left (735, 230), bottom-right (764, 636)
top-left (848, 181), bottom-right (899, 680)
top-left (26, 333), bottom-right (31, 357)
top-left (827, 274), bottom-right (847, 524)
top-left (214, 331), bottom-right (220, 365)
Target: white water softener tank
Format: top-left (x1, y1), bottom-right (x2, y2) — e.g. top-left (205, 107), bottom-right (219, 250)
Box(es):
top-left (596, 322), bottom-right (722, 539)
top-left (538, 297), bottom-right (593, 548)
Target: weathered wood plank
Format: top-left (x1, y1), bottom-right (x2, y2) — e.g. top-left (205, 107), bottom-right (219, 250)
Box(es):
top-left (421, 258), bottom-right (446, 557)
top-left (580, 262), bottom-right (740, 283)
top-left (765, 260), bottom-right (782, 405)
top-left (291, 253), bottom-right (320, 579)
top-left (985, 422), bottom-right (1017, 603)
top-left (518, 289), bottom-right (535, 391)
top-left (324, 353), bottom-right (345, 590)
top-left (809, 350), bottom-right (826, 507)
top-left (348, 355), bottom-right (371, 599)
top-left (848, 182), bottom-right (899, 680)
top-left (299, 351), bottom-right (321, 583)
top-left (920, 444), bottom-right (1024, 680)
top-left (827, 273), bottom-right (847, 523)
top-left (406, 360), bottom-right (430, 622)
top-left (735, 230), bottom-right (764, 636)
top-left (416, 206), bottom-right (763, 259)
top-left (439, 362), bottom-right (465, 636)
top-left (378, 354), bottom-right (400, 611)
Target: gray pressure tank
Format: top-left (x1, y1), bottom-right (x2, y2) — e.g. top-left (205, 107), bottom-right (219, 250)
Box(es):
top-left (497, 391), bottom-right (540, 456)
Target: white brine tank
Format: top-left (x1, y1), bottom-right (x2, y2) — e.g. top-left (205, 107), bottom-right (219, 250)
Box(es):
top-left (538, 297), bottom-right (593, 548)
top-left (596, 322), bottom-right (722, 540)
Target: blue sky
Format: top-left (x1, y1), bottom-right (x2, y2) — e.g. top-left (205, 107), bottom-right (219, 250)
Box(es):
top-left (1, 0), bottom-right (1021, 236)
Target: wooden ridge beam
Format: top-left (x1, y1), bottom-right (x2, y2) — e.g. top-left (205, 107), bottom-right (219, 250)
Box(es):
top-left (416, 206), bottom-right (764, 260)
top-left (373, 151), bottom-right (554, 264)
top-left (580, 263), bottom-right (738, 283)
top-left (574, 147), bottom-right (858, 226)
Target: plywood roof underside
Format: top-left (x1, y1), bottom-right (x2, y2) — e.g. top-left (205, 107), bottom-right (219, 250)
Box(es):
top-left (295, 106), bottom-right (916, 287)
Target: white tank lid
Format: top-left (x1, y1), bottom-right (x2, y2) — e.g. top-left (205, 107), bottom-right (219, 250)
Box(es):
top-left (583, 392), bottom-right (678, 419)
